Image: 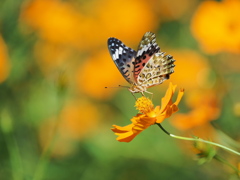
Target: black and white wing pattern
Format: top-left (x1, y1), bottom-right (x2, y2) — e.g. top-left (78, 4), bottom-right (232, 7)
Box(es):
top-left (107, 38), bottom-right (136, 84)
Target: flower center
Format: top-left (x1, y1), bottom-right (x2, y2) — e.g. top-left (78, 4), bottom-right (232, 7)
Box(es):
top-left (135, 97), bottom-right (154, 114)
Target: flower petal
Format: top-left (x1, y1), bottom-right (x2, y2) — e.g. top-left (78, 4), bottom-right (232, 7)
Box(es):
top-left (156, 113), bottom-right (167, 123)
top-left (160, 82), bottom-right (176, 113)
top-left (174, 88), bottom-right (185, 106)
top-left (115, 131), bottom-right (138, 142)
top-left (111, 124), bottom-right (134, 133)
top-left (156, 85), bottom-right (184, 123)
top-left (111, 115), bottom-right (155, 142)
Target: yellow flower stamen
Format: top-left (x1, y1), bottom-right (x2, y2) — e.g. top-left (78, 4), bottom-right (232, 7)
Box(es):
top-left (135, 96), bottom-right (154, 114)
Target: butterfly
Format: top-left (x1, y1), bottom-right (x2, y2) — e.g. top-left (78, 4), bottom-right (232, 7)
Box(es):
top-left (107, 32), bottom-right (175, 95)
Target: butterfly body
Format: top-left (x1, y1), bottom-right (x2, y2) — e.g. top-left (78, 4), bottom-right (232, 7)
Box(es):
top-left (107, 32), bottom-right (175, 94)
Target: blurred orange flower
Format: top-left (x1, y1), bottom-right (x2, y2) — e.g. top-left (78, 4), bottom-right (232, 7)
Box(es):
top-left (169, 49), bottom-right (211, 90)
top-left (20, 0), bottom-right (158, 51)
top-left (0, 35), bottom-right (10, 83)
top-left (111, 83), bottom-right (184, 142)
top-left (94, 0), bottom-right (158, 44)
top-left (149, 0), bottom-right (198, 21)
top-left (34, 41), bottom-right (78, 76)
top-left (39, 100), bottom-right (99, 157)
top-left (76, 49), bottom-right (126, 99)
top-left (191, 0), bottom-right (240, 54)
top-left (171, 90), bottom-right (220, 131)
top-left (58, 101), bottom-right (99, 139)
top-left (20, 0), bottom-right (84, 47)
top-left (238, 163), bottom-right (240, 176)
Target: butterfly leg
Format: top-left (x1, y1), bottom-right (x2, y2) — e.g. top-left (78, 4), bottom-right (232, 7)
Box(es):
top-left (145, 91), bottom-right (153, 100)
top-left (141, 92), bottom-right (145, 97)
top-left (131, 92), bottom-right (138, 100)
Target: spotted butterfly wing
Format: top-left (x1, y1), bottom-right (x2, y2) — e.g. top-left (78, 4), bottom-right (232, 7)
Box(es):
top-left (135, 32), bottom-right (175, 88)
top-left (107, 38), bottom-right (136, 84)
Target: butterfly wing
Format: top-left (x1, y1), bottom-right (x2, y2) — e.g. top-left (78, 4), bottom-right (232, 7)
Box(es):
top-left (108, 38), bottom-right (136, 84)
top-left (135, 32), bottom-right (175, 87)
top-left (137, 52), bottom-right (175, 87)
top-left (133, 32), bottom-right (160, 82)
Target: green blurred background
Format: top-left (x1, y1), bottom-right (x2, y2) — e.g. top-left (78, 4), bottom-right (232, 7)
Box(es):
top-left (0, 0), bottom-right (240, 179)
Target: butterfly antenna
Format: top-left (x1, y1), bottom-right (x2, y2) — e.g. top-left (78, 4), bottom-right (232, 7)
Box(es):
top-left (105, 85), bottom-right (129, 89)
top-left (105, 85), bottom-right (138, 100)
top-left (118, 85), bottom-right (130, 88)
top-left (105, 86), bottom-right (120, 89)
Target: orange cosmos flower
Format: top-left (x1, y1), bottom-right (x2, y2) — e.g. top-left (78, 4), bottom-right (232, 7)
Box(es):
top-left (149, 0), bottom-right (198, 21)
top-left (34, 41), bottom-right (78, 77)
top-left (191, 0), bottom-right (240, 54)
top-left (111, 83), bottom-right (184, 142)
top-left (238, 163), bottom-right (240, 176)
top-left (0, 35), bottom-right (10, 83)
top-left (168, 49), bottom-right (210, 90)
top-left (76, 49), bottom-right (126, 99)
top-left (171, 89), bottom-right (220, 131)
top-left (20, 0), bottom-right (158, 51)
top-left (20, 0), bottom-right (84, 47)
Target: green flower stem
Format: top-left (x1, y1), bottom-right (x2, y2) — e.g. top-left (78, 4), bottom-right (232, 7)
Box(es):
top-left (156, 123), bottom-right (240, 156)
top-left (214, 155), bottom-right (240, 174)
